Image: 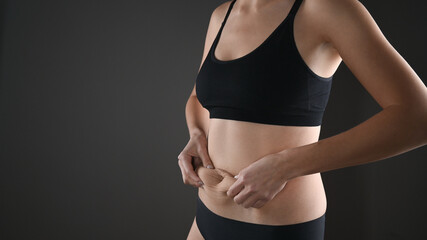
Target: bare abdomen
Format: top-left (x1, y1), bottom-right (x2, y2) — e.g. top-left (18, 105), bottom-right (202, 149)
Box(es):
top-left (196, 118), bottom-right (327, 225)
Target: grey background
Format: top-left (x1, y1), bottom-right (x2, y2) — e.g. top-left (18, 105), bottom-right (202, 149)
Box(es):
top-left (0, 0), bottom-right (426, 239)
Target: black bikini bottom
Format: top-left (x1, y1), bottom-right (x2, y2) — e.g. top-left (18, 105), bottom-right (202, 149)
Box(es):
top-left (196, 195), bottom-right (326, 240)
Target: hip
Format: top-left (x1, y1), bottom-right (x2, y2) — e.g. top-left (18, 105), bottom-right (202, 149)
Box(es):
top-left (195, 193), bottom-right (326, 240)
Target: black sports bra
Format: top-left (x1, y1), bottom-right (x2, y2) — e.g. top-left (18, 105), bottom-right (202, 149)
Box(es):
top-left (195, 0), bottom-right (334, 127)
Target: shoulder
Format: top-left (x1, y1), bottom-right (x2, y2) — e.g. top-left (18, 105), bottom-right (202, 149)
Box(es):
top-left (195, 1), bottom-right (234, 74)
top-left (210, 0), bottom-right (234, 25)
top-left (302, 0), bottom-right (373, 43)
top-left (204, 1), bottom-right (234, 44)
top-left (304, 0), bottom-right (364, 15)
top-left (306, 0), bottom-right (426, 110)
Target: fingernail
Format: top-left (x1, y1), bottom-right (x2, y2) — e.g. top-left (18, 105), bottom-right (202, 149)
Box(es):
top-left (234, 175), bottom-right (238, 179)
top-left (198, 181), bottom-right (204, 185)
top-left (206, 165), bottom-right (213, 169)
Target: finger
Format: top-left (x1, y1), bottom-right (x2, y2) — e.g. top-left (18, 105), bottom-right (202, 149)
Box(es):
top-left (182, 159), bottom-right (203, 184)
top-left (178, 159), bottom-right (185, 181)
top-left (233, 187), bottom-right (255, 205)
top-left (179, 156), bottom-right (204, 187)
top-left (178, 158), bottom-right (200, 187)
top-left (252, 200), bottom-right (267, 209)
top-left (226, 177), bottom-right (245, 198)
top-left (181, 156), bottom-right (202, 181)
top-left (198, 147), bottom-right (214, 169)
top-left (192, 156), bottom-right (203, 168)
top-left (242, 193), bottom-right (261, 209)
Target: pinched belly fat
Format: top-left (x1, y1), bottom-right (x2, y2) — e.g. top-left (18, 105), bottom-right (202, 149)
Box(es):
top-left (196, 166), bottom-right (236, 203)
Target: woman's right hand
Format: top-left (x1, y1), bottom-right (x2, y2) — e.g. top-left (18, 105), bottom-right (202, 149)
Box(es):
top-left (177, 131), bottom-right (215, 188)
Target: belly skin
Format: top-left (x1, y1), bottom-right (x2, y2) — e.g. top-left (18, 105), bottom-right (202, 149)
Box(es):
top-left (196, 119), bottom-right (327, 225)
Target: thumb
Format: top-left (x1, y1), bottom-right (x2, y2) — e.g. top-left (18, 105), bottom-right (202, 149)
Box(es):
top-left (199, 148), bottom-right (214, 169)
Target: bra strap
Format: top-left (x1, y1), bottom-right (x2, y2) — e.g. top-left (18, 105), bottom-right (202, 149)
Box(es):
top-left (221, 0), bottom-right (237, 26)
top-left (288, 0), bottom-right (303, 17)
top-left (213, 0), bottom-right (237, 46)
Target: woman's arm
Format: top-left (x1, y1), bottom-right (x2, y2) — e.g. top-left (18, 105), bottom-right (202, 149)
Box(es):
top-left (179, 93), bottom-right (212, 188)
top-left (282, 105), bottom-right (427, 180)
top-left (280, 0), bottom-right (427, 179)
top-left (226, 0), bottom-right (427, 208)
top-left (178, 2), bottom-right (234, 187)
top-left (185, 86), bottom-right (210, 138)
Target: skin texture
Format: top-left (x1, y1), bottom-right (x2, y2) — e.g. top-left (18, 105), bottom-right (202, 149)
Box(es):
top-left (182, 0), bottom-right (427, 239)
top-left (196, 166), bottom-right (236, 196)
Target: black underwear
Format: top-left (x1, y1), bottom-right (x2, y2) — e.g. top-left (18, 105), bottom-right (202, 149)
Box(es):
top-left (196, 195), bottom-right (326, 240)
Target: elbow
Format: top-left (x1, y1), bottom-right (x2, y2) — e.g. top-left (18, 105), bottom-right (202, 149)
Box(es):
top-left (406, 102), bottom-right (427, 145)
top-left (416, 100), bottom-right (427, 143)
top-left (390, 102), bottom-right (427, 145)
top-left (421, 108), bottom-right (427, 144)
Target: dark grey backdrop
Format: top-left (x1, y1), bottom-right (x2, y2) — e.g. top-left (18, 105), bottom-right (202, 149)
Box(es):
top-left (0, 0), bottom-right (426, 239)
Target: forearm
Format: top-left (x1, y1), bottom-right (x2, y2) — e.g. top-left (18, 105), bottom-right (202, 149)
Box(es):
top-left (280, 104), bottom-right (427, 179)
top-left (185, 95), bottom-right (210, 138)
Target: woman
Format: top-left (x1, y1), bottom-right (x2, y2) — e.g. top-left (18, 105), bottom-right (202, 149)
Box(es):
top-left (178, 0), bottom-right (427, 239)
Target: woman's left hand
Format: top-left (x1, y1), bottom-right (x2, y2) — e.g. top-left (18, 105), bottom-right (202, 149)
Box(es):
top-left (226, 152), bottom-right (291, 209)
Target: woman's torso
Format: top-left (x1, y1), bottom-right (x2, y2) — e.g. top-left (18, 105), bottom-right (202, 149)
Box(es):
top-left (195, 0), bottom-right (342, 225)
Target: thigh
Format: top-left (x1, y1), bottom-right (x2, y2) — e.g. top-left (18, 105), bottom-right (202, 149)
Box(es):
top-left (187, 216), bottom-right (204, 240)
